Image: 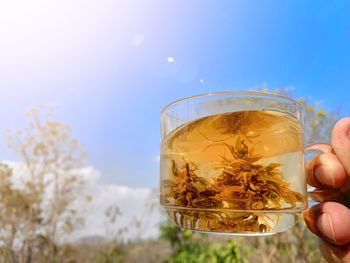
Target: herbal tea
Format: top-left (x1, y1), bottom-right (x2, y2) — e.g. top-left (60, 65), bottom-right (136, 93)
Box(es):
top-left (160, 110), bottom-right (307, 235)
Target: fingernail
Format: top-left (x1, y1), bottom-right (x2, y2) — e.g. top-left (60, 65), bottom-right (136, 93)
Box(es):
top-left (317, 212), bottom-right (337, 242)
top-left (315, 165), bottom-right (335, 187)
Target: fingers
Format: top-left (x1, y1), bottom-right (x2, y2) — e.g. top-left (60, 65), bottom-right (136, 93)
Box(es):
top-left (332, 117), bottom-right (350, 176)
top-left (308, 189), bottom-right (346, 204)
top-left (306, 117), bottom-right (350, 189)
top-left (319, 241), bottom-right (350, 263)
top-left (304, 118), bottom-right (350, 262)
top-left (306, 152), bottom-right (347, 188)
top-left (304, 202), bottom-right (350, 246)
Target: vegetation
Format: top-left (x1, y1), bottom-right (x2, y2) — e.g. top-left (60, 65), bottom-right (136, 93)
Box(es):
top-left (159, 220), bottom-right (248, 263)
top-left (0, 88), bottom-right (339, 262)
top-left (0, 109), bottom-right (88, 263)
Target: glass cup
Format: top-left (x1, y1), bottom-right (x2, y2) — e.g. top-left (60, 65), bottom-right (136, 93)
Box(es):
top-left (160, 91), bottom-right (308, 236)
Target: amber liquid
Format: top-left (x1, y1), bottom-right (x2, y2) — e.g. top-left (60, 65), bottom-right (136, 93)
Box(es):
top-left (160, 110), bottom-right (307, 235)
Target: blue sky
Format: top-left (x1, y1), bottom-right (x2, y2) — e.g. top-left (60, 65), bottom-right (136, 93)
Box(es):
top-left (0, 0), bottom-right (349, 187)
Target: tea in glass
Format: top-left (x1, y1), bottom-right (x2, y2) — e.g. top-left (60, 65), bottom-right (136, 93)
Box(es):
top-left (160, 92), bottom-right (307, 235)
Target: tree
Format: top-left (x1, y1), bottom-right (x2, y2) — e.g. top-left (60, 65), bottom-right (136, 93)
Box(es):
top-left (258, 86), bottom-right (338, 144)
top-left (0, 163), bottom-right (32, 263)
top-left (0, 108), bottom-right (88, 263)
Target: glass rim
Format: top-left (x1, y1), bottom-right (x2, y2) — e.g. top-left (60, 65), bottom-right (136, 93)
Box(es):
top-left (161, 90), bottom-right (303, 115)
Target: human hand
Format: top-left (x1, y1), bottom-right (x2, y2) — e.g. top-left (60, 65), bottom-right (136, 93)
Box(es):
top-left (304, 117), bottom-right (350, 262)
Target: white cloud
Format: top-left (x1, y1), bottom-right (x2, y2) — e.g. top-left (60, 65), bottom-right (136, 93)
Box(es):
top-left (76, 166), bottom-right (164, 240)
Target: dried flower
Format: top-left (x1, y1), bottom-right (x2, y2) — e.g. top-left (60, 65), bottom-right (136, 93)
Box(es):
top-left (163, 137), bottom-right (306, 234)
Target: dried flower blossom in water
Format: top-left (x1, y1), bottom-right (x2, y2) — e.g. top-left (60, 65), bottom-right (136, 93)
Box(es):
top-left (161, 110), bottom-right (307, 234)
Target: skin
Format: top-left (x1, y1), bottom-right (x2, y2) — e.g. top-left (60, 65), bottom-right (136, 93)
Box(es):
top-left (304, 117), bottom-right (350, 263)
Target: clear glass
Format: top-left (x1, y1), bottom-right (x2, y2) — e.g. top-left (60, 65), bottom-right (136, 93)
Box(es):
top-left (160, 91), bottom-right (307, 236)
